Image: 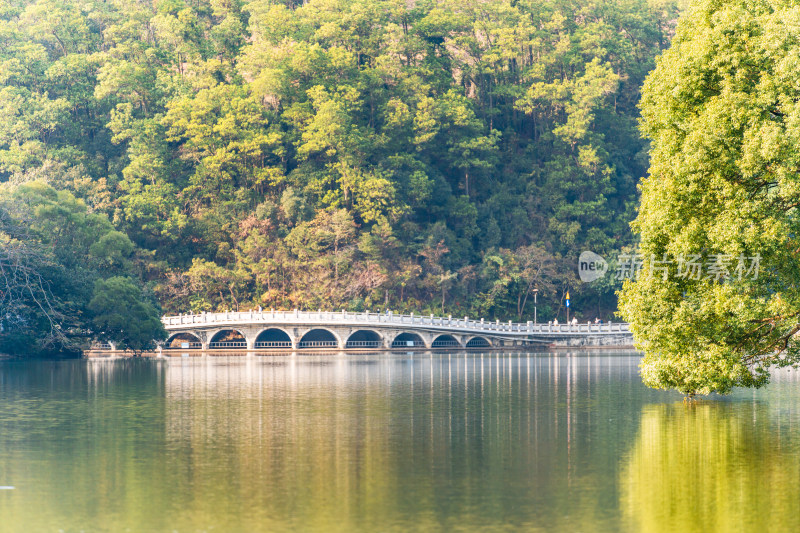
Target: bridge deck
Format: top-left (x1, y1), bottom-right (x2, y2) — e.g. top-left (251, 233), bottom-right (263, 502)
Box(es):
top-left (162, 310), bottom-right (629, 337)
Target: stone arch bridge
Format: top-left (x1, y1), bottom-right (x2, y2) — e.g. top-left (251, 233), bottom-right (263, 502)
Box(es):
top-left (158, 310), bottom-right (632, 352)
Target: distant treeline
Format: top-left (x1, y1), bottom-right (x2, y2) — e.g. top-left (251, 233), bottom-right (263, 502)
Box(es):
top-left (0, 0), bottom-right (679, 353)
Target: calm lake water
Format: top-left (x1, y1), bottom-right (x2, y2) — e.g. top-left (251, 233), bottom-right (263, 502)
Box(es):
top-left (0, 352), bottom-right (799, 532)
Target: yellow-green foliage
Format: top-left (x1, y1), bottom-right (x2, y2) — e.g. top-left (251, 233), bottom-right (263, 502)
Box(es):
top-left (620, 0), bottom-right (800, 394)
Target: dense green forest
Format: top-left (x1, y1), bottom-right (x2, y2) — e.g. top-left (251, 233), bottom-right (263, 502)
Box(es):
top-left (0, 0), bottom-right (680, 353)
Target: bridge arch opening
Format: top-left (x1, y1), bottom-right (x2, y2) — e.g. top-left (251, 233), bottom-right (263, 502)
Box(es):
top-left (392, 332), bottom-right (425, 348)
top-left (298, 329), bottom-right (338, 348)
top-left (209, 329), bottom-right (247, 349)
top-left (466, 336), bottom-right (491, 348)
top-left (166, 332), bottom-right (202, 349)
top-left (255, 328), bottom-right (292, 348)
top-left (432, 334), bottom-right (460, 348)
top-left (346, 330), bottom-right (383, 349)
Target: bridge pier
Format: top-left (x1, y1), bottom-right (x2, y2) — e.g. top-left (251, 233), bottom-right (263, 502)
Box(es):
top-left (197, 331), bottom-right (209, 351)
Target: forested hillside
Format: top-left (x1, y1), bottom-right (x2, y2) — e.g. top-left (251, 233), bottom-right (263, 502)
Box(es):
top-left (0, 0), bottom-right (679, 353)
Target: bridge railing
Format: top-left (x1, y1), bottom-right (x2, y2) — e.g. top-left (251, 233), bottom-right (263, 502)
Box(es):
top-left (346, 340), bottom-right (382, 348)
top-left (162, 310), bottom-right (630, 335)
top-left (254, 341), bottom-right (291, 348)
top-left (164, 342), bottom-right (202, 349)
top-left (297, 340), bottom-right (338, 348)
top-left (209, 341), bottom-right (247, 348)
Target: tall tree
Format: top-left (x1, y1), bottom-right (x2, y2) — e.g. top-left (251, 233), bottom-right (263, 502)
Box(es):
top-left (619, 0), bottom-right (800, 395)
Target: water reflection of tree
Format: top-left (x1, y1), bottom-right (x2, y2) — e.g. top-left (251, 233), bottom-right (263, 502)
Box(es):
top-left (620, 402), bottom-right (800, 533)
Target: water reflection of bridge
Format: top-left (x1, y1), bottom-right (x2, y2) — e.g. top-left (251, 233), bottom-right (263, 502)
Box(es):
top-left (156, 310), bottom-right (632, 353)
